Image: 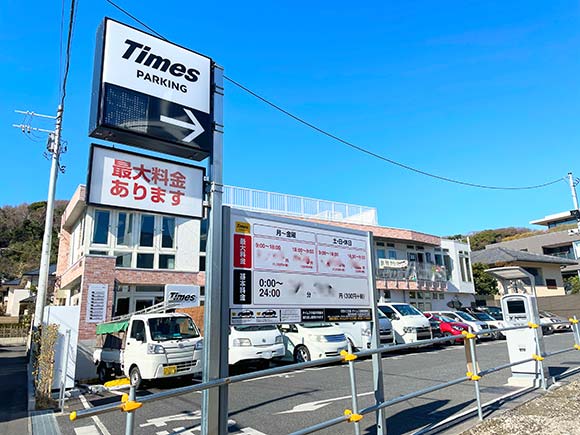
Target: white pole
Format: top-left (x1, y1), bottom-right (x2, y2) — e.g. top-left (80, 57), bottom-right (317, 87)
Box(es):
top-left (33, 105), bottom-right (63, 327)
top-left (568, 172), bottom-right (579, 211)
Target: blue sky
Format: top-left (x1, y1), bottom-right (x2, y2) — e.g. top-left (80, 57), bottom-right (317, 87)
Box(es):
top-left (2, 1), bottom-right (580, 236)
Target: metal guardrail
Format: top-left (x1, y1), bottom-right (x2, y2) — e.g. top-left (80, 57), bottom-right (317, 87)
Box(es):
top-left (70, 318), bottom-right (580, 435)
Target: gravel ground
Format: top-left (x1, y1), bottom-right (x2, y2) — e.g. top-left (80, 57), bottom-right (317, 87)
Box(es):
top-left (462, 380), bottom-right (580, 435)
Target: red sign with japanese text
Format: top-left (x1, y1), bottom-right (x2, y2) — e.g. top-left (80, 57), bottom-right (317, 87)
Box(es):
top-left (234, 234), bottom-right (252, 269)
top-left (88, 145), bottom-right (204, 218)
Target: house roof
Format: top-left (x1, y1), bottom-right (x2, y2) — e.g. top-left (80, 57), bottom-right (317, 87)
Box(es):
top-left (298, 218), bottom-right (441, 246)
top-left (472, 247), bottom-right (578, 266)
top-left (3, 278), bottom-right (21, 286)
top-left (23, 264), bottom-right (56, 277)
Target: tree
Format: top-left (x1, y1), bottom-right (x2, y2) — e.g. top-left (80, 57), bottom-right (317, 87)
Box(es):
top-left (472, 262), bottom-right (499, 295)
top-left (564, 276), bottom-right (580, 294)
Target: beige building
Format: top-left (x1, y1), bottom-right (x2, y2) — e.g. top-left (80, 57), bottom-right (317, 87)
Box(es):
top-left (471, 247), bottom-right (576, 296)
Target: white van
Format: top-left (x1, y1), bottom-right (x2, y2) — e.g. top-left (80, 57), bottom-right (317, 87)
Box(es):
top-left (229, 324), bottom-right (285, 367)
top-left (334, 310), bottom-right (394, 351)
top-left (94, 312), bottom-right (203, 388)
top-left (377, 303), bottom-right (432, 344)
top-left (279, 323), bottom-right (348, 362)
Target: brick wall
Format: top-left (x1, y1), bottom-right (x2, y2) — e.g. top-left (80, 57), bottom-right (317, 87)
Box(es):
top-left (177, 307), bottom-right (205, 334)
top-left (78, 256), bottom-right (116, 340)
top-left (115, 269), bottom-right (205, 286)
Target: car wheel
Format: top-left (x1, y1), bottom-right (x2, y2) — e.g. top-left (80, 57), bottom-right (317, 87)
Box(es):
top-left (443, 332), bottom-right (454, 345)
top-left (129, 366), bottom-right (142, 390)
top-left (294, 345), bottom-right (311, 363)
top-left (97, 363), bottom-right (110, 384)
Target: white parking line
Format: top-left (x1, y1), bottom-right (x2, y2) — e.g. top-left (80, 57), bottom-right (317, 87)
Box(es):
top-left (74, 425), bottom-right (100, 435)
top-left (78, 394), bottom-right (112, 435)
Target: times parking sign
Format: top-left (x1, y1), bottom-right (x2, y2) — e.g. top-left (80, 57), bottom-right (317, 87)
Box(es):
top-left (90, 18), bottom-right (213, 160)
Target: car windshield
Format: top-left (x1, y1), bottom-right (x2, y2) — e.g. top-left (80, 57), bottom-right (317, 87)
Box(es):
top-left (455, 312), bottom-right (477, 322)
top-left (233, 325), bottom-right (277, 332)
top-left (439, 315), bottom-right (455, 323)
top-left (392, 304), bottom-right (422, 316)
top-left (300, 323), bottom-right (332, 328)
top-left (148, 317), bottom-right (200, 341)
top-left (473, 312), bottom-right (495, 322)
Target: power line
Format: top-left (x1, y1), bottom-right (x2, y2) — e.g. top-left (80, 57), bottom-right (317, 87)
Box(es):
top-left (60, 0), bottom-right (77, 109)
top-left (103, 0), bottom-right (567, 191)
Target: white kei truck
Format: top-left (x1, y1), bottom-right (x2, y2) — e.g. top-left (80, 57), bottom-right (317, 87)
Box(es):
top-left (93, 302), bottom-right (204, 388)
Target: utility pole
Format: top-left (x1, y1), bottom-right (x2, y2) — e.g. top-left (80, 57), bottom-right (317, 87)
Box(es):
top-left (568, 172), bottom-right (580, 212)
top-left (12, 106), bottom-right (64, 327)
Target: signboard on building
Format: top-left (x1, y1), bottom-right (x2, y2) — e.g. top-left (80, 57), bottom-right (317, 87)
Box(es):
top-left (89, 18), bottom-right (213, 160)
top-left (225, 207), bottom-right (374, 325)
top-left (87, 144), bottom-right (205, 218)
top-left (165, 284), bottom-right (200, 308)
top-left (86, 284), bottom-right (108, 323)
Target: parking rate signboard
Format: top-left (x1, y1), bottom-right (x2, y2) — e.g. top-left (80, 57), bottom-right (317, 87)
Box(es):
top-left (225, 207), bottom-right (374, 325)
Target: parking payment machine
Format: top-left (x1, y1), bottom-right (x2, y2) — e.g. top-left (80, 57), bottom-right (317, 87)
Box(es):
top-left (486, 267), bottom-right (550, 388)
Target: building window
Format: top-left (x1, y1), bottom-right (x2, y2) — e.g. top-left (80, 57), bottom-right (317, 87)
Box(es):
top-left (376, 248), bottom-right (386, 259)
top-left (115, 252), bottom-right (132, 268)
top-left (435, 254), bottom-right (443, 266)
top-left (115, 297), bottom-right (130, 317)
top-left (426, 252), bottom-right (432, 263)
top-left (162, 217), bottom-right (176, 248)
top-left (137, 253), bottom-right (154, 269)
top-left (386, 243), bottom-right (395, 248)
top-left (89, 250), bottom-right (108, 256)
top-left (523, 267), bottom-right (544, 286)
top-left (388, 250), bottom-right (397, 260)
top-left (383, 290), bottom-right (391, 300)
top-left (546, 279), bottom-right (558, 289)
top-left (159, 254), bottom-right (175, 270)
top-left (140, 214), bottom-right (155, 247)
top-left (92, 210), bottom-right (110, 244)
top-left (117, 213), bottom-right (133, 246)
top-left (408, 253), bottom-right (417, 262)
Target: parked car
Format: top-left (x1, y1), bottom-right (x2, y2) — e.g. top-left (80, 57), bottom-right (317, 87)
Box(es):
top-left (539, 311), bottom-right (571, 333)
top-left (94, 312), bottom-right (203, 388)
top-left (334, 310), bottom-right (393, 351)
top-left (279, 323), bottom-right (348, 362)
top-left (424, 313), bottom-right (469, 344)
top-left (477, 306), bottom-right (503, 321)
top-left (229, 324), bottom-right (285, 368)
top-left (427, 310), bottom-right (493, 339)
top-left (461, 308), bottom-right (506, 340)
top-left (377, 303), bottom-right (432, 344)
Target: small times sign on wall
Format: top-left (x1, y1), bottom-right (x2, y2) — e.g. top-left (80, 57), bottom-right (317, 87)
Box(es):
top-left (87, 144), bottom-right (205, 218)
top-left (224, 207), bottom-right (374, 325)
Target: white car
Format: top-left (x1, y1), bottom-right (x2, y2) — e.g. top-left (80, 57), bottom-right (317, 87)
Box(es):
top-left (229, 324), bottom-right (285, 367)
top-left (334, 311), bottom-right (394, 351)
top-left (468, 310), bottom-right (506, 339)
top-left (279, 323), bottom-right (348, 362)
top-left (378, 303), bottom-right (432, 344)
top-left (428, 311), bottom-right (492, 339)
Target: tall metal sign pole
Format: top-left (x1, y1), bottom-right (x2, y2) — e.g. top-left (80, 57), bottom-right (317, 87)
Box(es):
top-left (201, 65), bottom-right (228, 435)
top-left (33, 105), bottom-right (63, 327)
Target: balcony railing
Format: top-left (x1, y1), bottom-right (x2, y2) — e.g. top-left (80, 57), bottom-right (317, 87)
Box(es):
top-left (223, 185), bottom-right (378, 225)
top-left (547, 251), bottom-right (577, 260)
top-left (376, 261), bottom-right (448, 283)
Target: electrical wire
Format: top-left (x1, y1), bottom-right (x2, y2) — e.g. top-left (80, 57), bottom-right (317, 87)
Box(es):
top-left (60, 0), bottom-right (77, 109)
top-left (102, 0), bottom-right (567, 191)
top-left (58, 0), bottom-right (66, 98)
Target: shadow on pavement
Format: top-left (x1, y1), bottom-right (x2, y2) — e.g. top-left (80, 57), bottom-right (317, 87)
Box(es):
top-left (360, 398), bottom-right (475, 435)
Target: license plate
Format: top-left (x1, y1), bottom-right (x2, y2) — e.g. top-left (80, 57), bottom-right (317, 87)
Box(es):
top-left (163, 365), bottom-right (177, 375)
top-left (262, 351), bottom-right (272, 359)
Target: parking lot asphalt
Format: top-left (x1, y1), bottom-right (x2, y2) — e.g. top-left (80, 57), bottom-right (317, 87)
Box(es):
top-left (56, 332), bottom-right (580, 435)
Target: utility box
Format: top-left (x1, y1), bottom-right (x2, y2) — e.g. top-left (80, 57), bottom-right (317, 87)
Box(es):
top-left (486, 267), bottom-right (551, 388)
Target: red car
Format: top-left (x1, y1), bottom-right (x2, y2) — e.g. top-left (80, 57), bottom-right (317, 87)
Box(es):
top-left (424, 313), bottom-right (470, 344)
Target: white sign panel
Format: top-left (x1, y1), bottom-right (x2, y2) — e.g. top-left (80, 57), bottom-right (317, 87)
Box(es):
top-left (86, 284), bottom-right (108, 323)
top-left (102, 19), bottom-right (210, 112)
top-left (165, 284), bottom-right (200, 308)
top-left (226, 208), bottom-right (374, 325)
top-left (88, 145), bottom-right (204, 218)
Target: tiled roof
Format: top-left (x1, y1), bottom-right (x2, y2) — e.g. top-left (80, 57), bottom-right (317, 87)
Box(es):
top-left (472, 247), bottom-right (578, 266)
